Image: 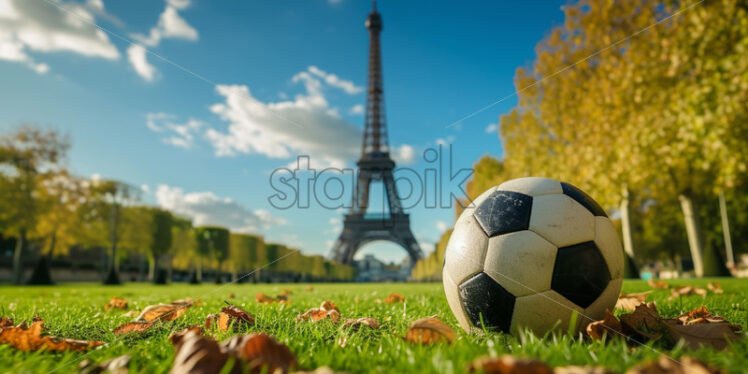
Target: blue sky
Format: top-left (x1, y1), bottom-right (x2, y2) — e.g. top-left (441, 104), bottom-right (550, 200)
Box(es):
top-left (0, 0), bottom-right (565, 263)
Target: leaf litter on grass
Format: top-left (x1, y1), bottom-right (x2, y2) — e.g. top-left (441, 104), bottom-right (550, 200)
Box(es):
top-left (0, 317), bottom-right (104, 352)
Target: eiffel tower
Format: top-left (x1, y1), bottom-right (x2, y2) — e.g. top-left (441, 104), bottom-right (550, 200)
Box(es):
top-left (330, 1), bottom-right (423, 266)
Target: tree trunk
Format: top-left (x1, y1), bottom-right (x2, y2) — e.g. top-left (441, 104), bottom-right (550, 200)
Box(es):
top-left (104, 205), bottom-right (121, 285)
top-left (678, 193), bottom-right (705, 277)
top-left (12, 228), bottom-right (26, 285)
top-left (196, 260), bottom-right (202, 283)
top-left (718, 191), bottom-right (735, 269)
top-left (147, 255), bottom-right (155, 282)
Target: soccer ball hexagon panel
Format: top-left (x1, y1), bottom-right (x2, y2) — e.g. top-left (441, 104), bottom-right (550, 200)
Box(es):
top-left (442, 177), bottom-right (623, 335)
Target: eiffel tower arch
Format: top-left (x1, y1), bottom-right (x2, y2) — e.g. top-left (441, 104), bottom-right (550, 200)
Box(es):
top-left (330, 1), bottom-right (423, 267)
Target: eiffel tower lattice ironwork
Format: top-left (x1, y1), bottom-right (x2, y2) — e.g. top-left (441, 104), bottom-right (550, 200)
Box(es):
top-left (330, 1), bottom-right (423, 266)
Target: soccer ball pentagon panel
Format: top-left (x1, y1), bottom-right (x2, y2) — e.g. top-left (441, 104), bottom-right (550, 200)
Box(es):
top-left (443, 177), bottom-right (623, 336)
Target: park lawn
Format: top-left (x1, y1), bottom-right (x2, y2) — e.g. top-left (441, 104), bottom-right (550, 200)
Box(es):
top-left (0, 278), bottom-right (747, 373)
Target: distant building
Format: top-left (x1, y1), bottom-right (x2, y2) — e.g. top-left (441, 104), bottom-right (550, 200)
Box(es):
top-left (354, 254), bottom-right (411, 282)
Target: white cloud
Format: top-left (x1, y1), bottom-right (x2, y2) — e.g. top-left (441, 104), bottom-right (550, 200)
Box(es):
top-left (484, 123), bottom-right (498, 134)
top-left (146, 112), bottom-right (204, 148)
top-left (308, 65), bottom-right (363, 95)
top-left (128, 0), bottom-right (197, 80)
top-left (436, 220), bottom-right (449, 233)
top-left (127, 44), bottom-right (156, 81)
top-left (155, 184), bottom-right (286, 233)
top-left (435, 135), bottom-right (455, 146)
top-left (203, 70), bottom-right (363, 168)
top-left (391, 144), bottom-right (415, 164)
top-left (348, 103), bottom-right (364, 115)
top-left (0, 0), bottom-right (120, 73)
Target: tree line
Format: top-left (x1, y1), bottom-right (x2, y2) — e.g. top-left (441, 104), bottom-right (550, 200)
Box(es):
top-left (0, 125), bottom-right (355, 285)
top-left (413, 0), bottom-right (748, 280)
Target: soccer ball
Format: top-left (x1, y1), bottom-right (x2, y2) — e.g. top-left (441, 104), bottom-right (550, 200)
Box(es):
top-left (443, 177), bottom-right (623, 335)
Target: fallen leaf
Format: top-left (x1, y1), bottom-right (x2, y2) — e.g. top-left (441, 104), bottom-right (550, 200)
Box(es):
top-left (122, 310), bottom-right (139, 318)
top-left (554, 366), bottom-right (615, 374)
top-left (647, 279), bottom-right (670, 289)
top-left (296, 308), bottom-right (340, 323)
top-left (624, 355), bottom-right (725, 374)
top-left (320, 301), bottom-right (338, 312)
top-left (0, 317), bottom-right (14, 327)
top-left (619, 303), bottom-right (666, 340)
top-left (227, 293), bottom-right (236, 299)
top-left (383, 293), bottom-right (405, 303)
top-left (170, 330), bottom-right (231, 374)
top-left (229, 333), bottom-right (298, 374)
top-left (668, 286), bottom-right (707, 301)
top-left (104, 297), bottom-right (128, 310)
top-left (305, 286), bottom-right (314, 291)
top-left (467, 355), bottom-right (552, 374)
top-left (279, 289), bottom-right (293, 296)
top-left (0, 320), bottom-right (103, 352)
top-left (664, 320), bottom-right (740, 351)
top-left (343, 317), bottom-right (380, 331)
top-left (707, 282), bottom-right (724, 294)
top-left (171, 298), bottom-right (202, 307)
top-left (615, 291), bottom-right (651, 312)
top-left (586, 309), bottom-right (623, 341)
top-left (113, 321), bottom-right (156, 335)
top-left (256, 292), bottom-right (276, 304)
top-left (206, 304), bottom-right (255, 331)
top-left (405, 316), bottom-right (455, 344)
top-left (137, 304), bottom-right (188, 322)
top-left (169, 326), bottom-right (204, 349)
top-left (79, 354), bottom-right (131, 374)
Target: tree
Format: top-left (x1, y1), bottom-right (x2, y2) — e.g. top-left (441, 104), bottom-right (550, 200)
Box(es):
top-left (149, 208), bottom-right (173, 284)
top-left (194, 226), bottom-right (229, 283)
top-left (0, 126), bottom-right (69, 284)
top-left (83, 179), bottom-right (141, 285)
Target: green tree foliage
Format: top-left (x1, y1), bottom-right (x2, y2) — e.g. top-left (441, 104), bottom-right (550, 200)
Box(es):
top-left (194, 226), bottom-right (229, 283)
top-left (149, 208), bottom-right (173, 283)
top-left (0, 126), bottom-right (70, 284)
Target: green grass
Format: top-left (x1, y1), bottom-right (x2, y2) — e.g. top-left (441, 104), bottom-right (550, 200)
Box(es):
top-left (0, 278), bottom-right (747, 373)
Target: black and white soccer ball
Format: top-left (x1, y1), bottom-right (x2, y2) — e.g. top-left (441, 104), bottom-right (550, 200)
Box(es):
top-left (443, 177), bottom-right (623, 335)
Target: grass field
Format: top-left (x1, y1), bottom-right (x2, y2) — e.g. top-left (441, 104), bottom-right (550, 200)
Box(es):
top-left (0, 278), bottom-right (747, 373)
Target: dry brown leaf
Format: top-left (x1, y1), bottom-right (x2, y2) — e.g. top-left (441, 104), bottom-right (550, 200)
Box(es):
top-left (305, 286), bottom-right (314, 291)
top-left (0, 321), bottom-right (103, 352)
top-left (256, 292), bottom-right (276, 304)
top-left (79, 354), bottom-right (131, 374)
top-left (467, 355), bottom-right (553, 374)
top-left (136, 304), bottom-right (187, 322)
top-left (383, 293), bottom-right (405, 303)
top-left (230, 333), bottom-right (298, 374)
top-left (707, 282), bottom-right (724, 294)
top-left (169, 326), bottom-right (204, 350)
top-left (320, 301), bottom-right (338, 312)
top-left (279, 289), bottom-right (293, 296)
top-left (647, 279), bottom-right (670, 289)
top-left (104, 297), bottom-right (128, 310)
top-left (170, 330), bottom-right (231, 374)
top-left (113, 321), bottom-right (156, 335)
top-left (342, 317), bottom-right (380, 331)
top-left (664, 320), bottom-right (740, 351)
top-left (405, 316), bottom-right (455, 344)
top-left (0, 317), bottom-right (14, 327)
top-left (668, 286), bottom-right (707, 301)
top-left (554, 366), bottom-right (615, 374)
top-left (615, 291), bottom-right (651, 312)
top-left (624, 355), bottom-right (725, 374)
top-left (586, 309), bottom-right (623, 341)
top-left (171, 298), bottom-right (202, 307)
top-left (227, 293), bottom-right (236, 299)
top-left (296, 308), bottom-right (341, 323)
top-left (206, 304), bottom-right (255, 332)
top-left (619, 303), bottom-right (666, 340)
